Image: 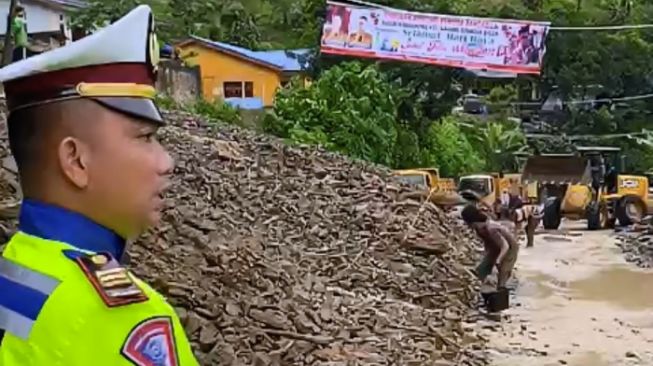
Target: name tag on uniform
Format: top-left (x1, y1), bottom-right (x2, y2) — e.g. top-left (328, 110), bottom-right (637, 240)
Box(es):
top-left (75, 252), bottom-right (148, 307)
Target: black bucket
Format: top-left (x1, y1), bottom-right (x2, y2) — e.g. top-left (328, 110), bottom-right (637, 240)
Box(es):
top-left (482, 287), bottom-right (509, 312)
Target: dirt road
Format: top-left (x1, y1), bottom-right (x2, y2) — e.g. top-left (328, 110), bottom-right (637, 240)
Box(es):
top-left (480, 220), bottom-right (653, 365)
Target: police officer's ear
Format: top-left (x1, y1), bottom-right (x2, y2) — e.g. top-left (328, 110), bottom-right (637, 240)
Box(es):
top-left (57, 135), bottom-right (90, 189)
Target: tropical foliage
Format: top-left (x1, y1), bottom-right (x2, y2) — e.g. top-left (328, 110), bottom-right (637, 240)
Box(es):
top-left (265, 63), bottom-right (400, 165)
top-left (464, 120), bottom-right (529, 173)
top-left (74, 0), bottom-right (653, 175)
top-left (265, 62), bottom-right (526, 173)
top-left (422, 117), bottom-right (485, 177)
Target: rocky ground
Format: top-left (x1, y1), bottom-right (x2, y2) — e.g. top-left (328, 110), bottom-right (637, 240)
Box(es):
top-left (615, 224), bottom-right (653, 268)
top-left (478, 224), bottom-right (653, 366)
top-left (0, 107), bottom-right (491, 365)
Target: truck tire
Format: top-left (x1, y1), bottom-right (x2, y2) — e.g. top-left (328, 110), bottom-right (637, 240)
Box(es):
top-left (605, 199), bottom-right (617, 229)
top-left (616, 196), bottom-right (645, 226)
top-left (543, 197), bottom-right (561, 230)
top-left (586, 201), bottom-right (603, 230)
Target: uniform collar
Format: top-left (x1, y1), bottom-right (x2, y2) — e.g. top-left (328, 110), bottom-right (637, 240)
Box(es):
top-left (18, 199), bottom-right (126, 260)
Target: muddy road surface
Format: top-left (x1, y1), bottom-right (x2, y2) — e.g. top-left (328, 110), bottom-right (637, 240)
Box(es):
top-left (481, 220), bottom-right (653, 365)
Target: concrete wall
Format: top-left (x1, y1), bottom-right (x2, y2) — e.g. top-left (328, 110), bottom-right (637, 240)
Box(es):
top-left (155, 60), bottom-right (202, 105)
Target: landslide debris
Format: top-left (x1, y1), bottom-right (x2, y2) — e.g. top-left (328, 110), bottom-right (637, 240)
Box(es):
top-left (616, 224), bottom-right (653, 268)
top-left (0, 107), bottom-right (489, 365)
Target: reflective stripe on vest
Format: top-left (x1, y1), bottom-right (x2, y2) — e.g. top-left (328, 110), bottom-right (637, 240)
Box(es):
top-left (0, 257), bottom-right (60, 340)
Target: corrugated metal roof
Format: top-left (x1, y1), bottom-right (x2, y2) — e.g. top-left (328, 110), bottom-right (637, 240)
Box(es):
top-left (185, 36), bottom-right (310, 72)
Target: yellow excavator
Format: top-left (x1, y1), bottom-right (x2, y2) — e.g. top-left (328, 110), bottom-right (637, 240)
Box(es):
top-left (392, 168), bottom-right (465, 206)
top-left (522, 146), bottom-right (653, 230)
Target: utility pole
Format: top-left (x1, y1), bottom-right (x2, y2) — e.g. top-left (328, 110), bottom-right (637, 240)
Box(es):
top-left (2, 0), bottom-right (18, 66)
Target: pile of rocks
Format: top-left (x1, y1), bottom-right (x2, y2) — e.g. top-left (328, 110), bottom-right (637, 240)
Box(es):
top-left (615, 225), bottom-right (653, 268)
top-left (0, 112), bottom-right (20, 240)
top-left (0, 107), bottom-right (489, 365)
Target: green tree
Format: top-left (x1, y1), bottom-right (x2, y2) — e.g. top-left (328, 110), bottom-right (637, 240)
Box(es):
top-left (265, 62), bottom-right (401, 166)
top-left (484, 85), bottom-right (518, 117)
top-left (70, 0), bottom-right (262, 47)
top-left (68, 0), bottom-right (140, 32)
top-left (422, 116), bottom-right (484, 176)
top-left (622, 134), bottom-right (653, 172)
top-left (69, 0), bottom-right (653, 175)
top-left (165, 1), bottom-right (261, 47)
top-left (465, 120), bottom-right (529, 172)
top-left (393, 124), bottom-right (424, 169)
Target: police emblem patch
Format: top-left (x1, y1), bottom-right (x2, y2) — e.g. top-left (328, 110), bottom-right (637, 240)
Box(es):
top-left (122, 317), bottom-right (179, 366)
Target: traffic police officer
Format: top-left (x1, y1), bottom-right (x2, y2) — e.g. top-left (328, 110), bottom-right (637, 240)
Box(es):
top-left (0, 5), bottom-right (199, 365)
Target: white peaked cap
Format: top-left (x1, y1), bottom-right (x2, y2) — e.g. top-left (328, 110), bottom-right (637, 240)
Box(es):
top-left (1, 5), bottom-right (163, 124)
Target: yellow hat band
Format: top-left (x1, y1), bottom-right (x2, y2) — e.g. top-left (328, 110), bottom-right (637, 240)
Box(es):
top-left (76, 83), bottom-right (157, 98)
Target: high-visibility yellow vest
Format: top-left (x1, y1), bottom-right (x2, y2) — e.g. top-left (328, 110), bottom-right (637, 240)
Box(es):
top-left (0, 200), bottom-right (199, 366)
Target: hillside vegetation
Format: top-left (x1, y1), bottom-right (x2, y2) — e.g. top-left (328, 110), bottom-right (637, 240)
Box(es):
top-left (76, 0), bottom-right (653, 175)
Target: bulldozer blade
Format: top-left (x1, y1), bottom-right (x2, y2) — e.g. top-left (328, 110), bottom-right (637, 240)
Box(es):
top-left (521, 155), bottom-right (591, 185)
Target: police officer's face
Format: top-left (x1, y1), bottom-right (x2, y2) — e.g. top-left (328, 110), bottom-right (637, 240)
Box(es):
top-left (84, 108), bottom-right (173, 238)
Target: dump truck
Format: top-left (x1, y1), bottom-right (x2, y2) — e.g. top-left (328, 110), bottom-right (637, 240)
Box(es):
top-left (522, 146), bottom-right (653, 230)
top-left (393, 168), bottom-right (464, 206)
top-left (457, 172), bottom-right (538, 212)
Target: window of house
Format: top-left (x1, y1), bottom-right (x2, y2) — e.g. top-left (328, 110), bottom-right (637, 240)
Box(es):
top-left (244, 82), bottom-right (254, 97)
top-left (223, 82), bottom-right (243, 98)
top-left (280, 80), bottom-right (291, 88)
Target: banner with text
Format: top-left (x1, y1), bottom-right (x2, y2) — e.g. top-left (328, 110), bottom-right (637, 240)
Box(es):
top-left (320, 1), bottom-right (550, 75)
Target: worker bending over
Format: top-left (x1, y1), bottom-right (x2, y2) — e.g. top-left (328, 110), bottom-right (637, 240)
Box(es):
top-left (461, 204), bottom-right (520, 290)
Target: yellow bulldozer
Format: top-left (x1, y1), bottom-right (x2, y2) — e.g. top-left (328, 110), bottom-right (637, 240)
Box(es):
top-left (392, 168), bottom-right (465, 206)
top-left (522, 146), bottom-right (653, 230)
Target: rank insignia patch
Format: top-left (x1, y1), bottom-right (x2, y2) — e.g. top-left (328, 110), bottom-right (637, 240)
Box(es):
top-left (122, 317), bottom-right (179, 366)
top-left (75, 252), bottom-right (148, 307)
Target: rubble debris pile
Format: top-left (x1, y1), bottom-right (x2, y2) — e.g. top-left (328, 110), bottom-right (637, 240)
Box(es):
top-left (0, 115), bottom-right (21, 241)
top-left (0, 108), bottom-right (488, 365)
top-left (616, 225), bottom-right (653, 268)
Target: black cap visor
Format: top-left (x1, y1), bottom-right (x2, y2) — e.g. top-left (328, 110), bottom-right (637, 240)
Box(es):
top-left (92, 97), bottom-right (164, 125)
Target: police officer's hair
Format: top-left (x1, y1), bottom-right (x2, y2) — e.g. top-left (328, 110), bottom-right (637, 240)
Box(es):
top-left (8, 99), bottom-right (99, 182)
top-left (7, 106), bottom-right (45, 177)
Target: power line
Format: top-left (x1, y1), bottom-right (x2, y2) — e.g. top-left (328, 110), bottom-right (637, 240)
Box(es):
top-left (550, 24), bottom-right (653, 31)
top-left (488, 92), bottom-right (653, 107)
top-left (462, 93), bottom-right (653, 108)
top-left (526, 130), bottom-right (653, 140)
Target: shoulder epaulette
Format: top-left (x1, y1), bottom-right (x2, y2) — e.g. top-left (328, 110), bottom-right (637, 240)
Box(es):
top-left (67, 251), bottom-right (148, 307)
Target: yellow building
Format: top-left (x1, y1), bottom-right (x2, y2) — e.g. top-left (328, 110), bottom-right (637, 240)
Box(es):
top-left (176, 36), bottom-right (310, 108)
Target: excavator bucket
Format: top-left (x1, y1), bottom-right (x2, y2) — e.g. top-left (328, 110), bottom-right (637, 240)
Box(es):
top-left (430, 190), bottom-right (467, 206)
top-left (521, 155), bottom-right (592, 185)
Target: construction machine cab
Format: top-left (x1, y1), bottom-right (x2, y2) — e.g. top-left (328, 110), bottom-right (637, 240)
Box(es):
top-left (575, 146), bottom-right (624, 194)
top-left (573, 146), bottom-right (649, 228)
top-left (394, 170), bottom-right (430, 189)
top-left (522, 145), bottom-right (649, 230)
top-left (644, 170), bottom-right (653, 193)
top-left (457, 174), bottom-right (494, 206)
